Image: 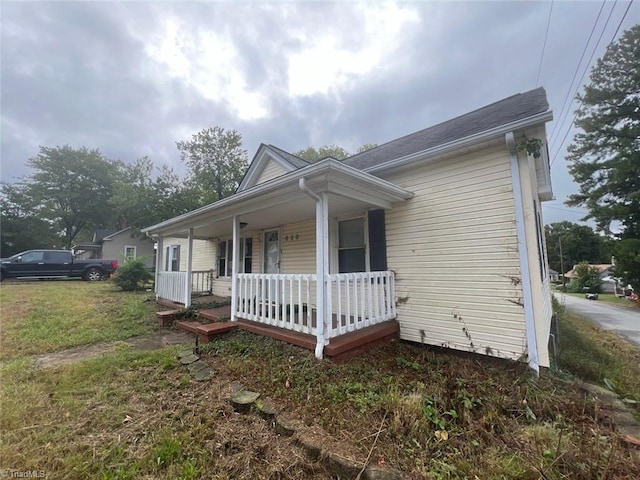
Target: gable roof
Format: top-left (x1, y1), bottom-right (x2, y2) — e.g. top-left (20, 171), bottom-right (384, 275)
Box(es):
top-left (343, 87), bottom-right (549, 171)
top-left (237, 144), bottom-right (310, 192)
top-left (266, 144), bottom-right (309, 168)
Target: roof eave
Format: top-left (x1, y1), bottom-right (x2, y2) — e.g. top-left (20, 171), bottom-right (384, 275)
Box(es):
top-left (142, 158), bottom-right (413, 236)
top-left (363, 110), bottom-right (553, 174)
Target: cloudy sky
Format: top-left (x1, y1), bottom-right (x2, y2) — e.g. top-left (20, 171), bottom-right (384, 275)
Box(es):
top-left (1, 1), bottom-right (637, 225)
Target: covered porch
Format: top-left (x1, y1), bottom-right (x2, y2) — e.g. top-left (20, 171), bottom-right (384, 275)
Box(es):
top-left (143, 159), bottom-right (413, 358)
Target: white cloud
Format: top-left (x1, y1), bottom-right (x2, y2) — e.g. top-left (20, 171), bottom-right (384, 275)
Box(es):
top-left (287, 2), bottom-right (420, 96)
top-left (144, 16), bottom-right (268, 121)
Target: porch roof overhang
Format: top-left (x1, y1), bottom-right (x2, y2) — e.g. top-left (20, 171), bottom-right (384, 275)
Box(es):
top-left (142, 158), bottom-right (413, 239)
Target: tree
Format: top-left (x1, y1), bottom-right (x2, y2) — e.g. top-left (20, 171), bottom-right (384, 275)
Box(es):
top-left (544, 221), bottom-right (611, 274)
top-left (0, 182), bottom-right (61, 256)
top-left (566, 25), bottom-right (640, 290)
top-left (571, 262), bottom-right (603, 294)
top-left (110, 158), bottom-right (198, 232)
top-left (295, 143), bottom-right (378, 162)
top-left (22, 145), bottom-right (119, 249)
top-left (176, 127), bottom-right (248, 205)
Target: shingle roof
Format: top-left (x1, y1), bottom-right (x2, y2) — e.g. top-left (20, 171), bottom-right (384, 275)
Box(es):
top-left (343, 87), bottom-right (549, 171)
top-left (267, 144), bottom-right (310, 168)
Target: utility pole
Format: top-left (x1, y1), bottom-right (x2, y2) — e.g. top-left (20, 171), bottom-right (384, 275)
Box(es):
top-left (559, 236), bottom-right (566, 290)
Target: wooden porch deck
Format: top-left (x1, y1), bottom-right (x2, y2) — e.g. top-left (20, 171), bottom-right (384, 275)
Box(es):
top-left (176, 317), bottom-right (399, 361)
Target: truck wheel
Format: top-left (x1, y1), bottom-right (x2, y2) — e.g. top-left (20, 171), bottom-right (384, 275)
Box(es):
top-left (85, 268), bottom-right (103, 281)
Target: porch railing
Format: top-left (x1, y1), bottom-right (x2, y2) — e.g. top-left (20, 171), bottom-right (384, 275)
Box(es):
top-left (234, 271), bottom-right (396, 339)
top-left (192, 270), bottom-right (213, 294)
top-left (236, 273), bottom-right (317, 335)
top-left (326, 271), bottom-right (396, 339)
top-left (157, 271), bottom-right (187, 304)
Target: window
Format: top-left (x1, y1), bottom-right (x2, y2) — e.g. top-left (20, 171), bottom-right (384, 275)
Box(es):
top-left (44, 251), bottom-right (70, 263)
top-left (20, 251), bottom-right (44, 263)
top-left (124, 246), bottom-right (136, 261)
top-left (534, 200), bottom-right (547, 282)
top-left (165, 245), bottom-right (180, 271)
top-left (218, 238), bottom-right (252, 277)
top-left (338, 218), bottom-right (366, 273)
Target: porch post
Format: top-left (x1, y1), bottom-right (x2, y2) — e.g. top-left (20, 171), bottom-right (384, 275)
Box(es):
top-left (184, 228), bottom-right (194, 308)
top-left (315, 192), bottom-right (329, 359)
top-left (231, 216), bottom-right (240, 322)
top-left (155, 236), bottom-right (163, 300)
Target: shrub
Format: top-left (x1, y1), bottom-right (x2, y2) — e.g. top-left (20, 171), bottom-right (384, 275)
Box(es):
top-left (113, 258), bottom-right (154, 291)
top-left (569, 261), bottom-right (602, 293)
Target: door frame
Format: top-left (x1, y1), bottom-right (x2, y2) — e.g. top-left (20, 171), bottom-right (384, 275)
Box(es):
top-left (262, 228), bottom-right (281, 274)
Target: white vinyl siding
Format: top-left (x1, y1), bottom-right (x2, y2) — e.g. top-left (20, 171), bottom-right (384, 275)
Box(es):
top-left (280, 220), bottom-right (316, 273)
top-left (382, 145), bottom-right (528, 361)
top-left (255, 159), bottom-right (287, 185)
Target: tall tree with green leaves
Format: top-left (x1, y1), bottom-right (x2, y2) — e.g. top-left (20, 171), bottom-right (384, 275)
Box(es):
top-left (295, 143), bottom-right (378, 162)
top-left (21, 145), bottom-right (119, 249)
top-left (544, 221), bottom-right (611, 274)
top-left (0, 182), bottom-right (61, 256)
top-left (566, 24), bottom-right (640, 290)
top-left (176, 127), bottom-right (248, 205)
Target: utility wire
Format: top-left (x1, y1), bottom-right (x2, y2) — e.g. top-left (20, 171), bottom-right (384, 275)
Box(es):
top-left (549, 0), bottom-right (619, 167)
top-left (549, 0), bottom-right (606, 143)
top-left (608, 0), bottom-right (634, 44)
top-left (536, 0), bottom-right (554, 86)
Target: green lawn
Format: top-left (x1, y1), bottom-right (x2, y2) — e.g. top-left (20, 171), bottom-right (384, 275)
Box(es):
top-left (0, 281), bottom-right (157, 360)
top-left (564, 291), bottom-right (639, 308)
top-left (1, 283), bottom-right (639, 479)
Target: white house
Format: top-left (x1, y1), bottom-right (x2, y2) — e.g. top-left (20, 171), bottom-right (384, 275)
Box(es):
top-left (142, 87), bottom-right (554, 372)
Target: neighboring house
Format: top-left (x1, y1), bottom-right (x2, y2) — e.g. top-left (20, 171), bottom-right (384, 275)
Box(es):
top-left (143, 87), bottom-right (554, 371)
top-left (75, 227), bottom-right (156, 269)
top-left (564, 264), bottom-right (616, 293)
top-left (549, 269), bottom-right (560, 282)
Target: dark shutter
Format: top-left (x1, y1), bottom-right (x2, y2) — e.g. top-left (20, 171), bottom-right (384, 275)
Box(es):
top-left (368, 209), bottom-right (387, 271)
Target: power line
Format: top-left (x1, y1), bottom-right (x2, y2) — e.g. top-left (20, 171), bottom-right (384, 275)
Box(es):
top-left (549, 0), bottom-right (619, 167)
top-left (536, 0), bottom-right (554, 86)
top-left (548, 0), bottom-right (606, 143)
top-left (608, 0), bottom-right (634, 45)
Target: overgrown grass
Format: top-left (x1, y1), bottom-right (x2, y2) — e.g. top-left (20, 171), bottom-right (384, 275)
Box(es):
top-left (554, 299), bottom-right (640, 408)
top-left (0, 282), bottom-right (157, 359)
top-left (201, 331), bottom-right (640, 478)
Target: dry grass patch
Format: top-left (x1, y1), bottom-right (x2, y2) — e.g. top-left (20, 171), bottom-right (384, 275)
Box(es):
top-left (0, 282), bottom-right (157, 359)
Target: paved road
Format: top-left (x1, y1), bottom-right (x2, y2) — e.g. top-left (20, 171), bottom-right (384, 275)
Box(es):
top-left (555, 293), bottom-right (640, 346)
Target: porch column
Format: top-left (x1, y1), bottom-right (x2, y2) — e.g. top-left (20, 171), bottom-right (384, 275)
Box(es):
top-left (315, 192), bottom-right (329, 359)
top-left (155, 236), bottom-right (163, 300)
top-left (184, 228), bottom-right (193, 308)
top-left (231, 216), bottom-right (240, 321)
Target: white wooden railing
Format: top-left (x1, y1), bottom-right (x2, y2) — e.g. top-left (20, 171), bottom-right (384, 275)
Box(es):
top-left (326, 271), bottom-right (396, 338)
top-left (234, 271), bottom-right (396, 339)
top-left (157, 271), bottom-right (188, 304)
top-left (192, 270), bottom-right (213, 294)
top-left (236, 273), bottom-right (317, 335)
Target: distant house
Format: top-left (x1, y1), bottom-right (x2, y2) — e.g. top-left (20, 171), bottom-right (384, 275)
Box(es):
top-left (564, 264), bottom-right (616, 293)
top-left (549, 269), bottom-right (559, 282)
top-left (75, 227), bottom-right (155, 268)
top-left (143, 87), bottom-right (555, 372)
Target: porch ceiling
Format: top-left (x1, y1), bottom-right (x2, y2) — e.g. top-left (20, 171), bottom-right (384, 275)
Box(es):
top-left (143, 159), bottom-right (413, 239)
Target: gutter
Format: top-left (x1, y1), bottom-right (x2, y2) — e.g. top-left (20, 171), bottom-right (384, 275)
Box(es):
top-left (299, 178), bottom-right (327, 359)
top-left (506, 131), bottom-right (539, 374)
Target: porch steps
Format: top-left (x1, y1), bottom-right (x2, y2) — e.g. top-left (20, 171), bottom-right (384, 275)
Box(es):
top-left (156, 310), bottom-right (182, 328)
top-left (236, 320), bottom-right (317, 351)
top-left (176, 321), bottom-right (238, 342)
top-left (198, 305), bottom-right (232, 322)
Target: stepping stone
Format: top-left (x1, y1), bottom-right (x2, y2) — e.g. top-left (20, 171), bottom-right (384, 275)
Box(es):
top-left (194, 368), bottom-right (213, 382)
top-left (231, 390), bottom-right (260, 413)
top-left (178, 349), bottom-right (194, 359)
top-left (187, 361), bottom-right (207, 373)
top-left (179, 354), bottom-right (199, 365)
top-left (275, 415), bottom-right (303, 437)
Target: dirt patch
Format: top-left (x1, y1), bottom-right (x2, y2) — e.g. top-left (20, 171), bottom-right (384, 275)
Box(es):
top-left (33, 330), bottom-right (194, 368)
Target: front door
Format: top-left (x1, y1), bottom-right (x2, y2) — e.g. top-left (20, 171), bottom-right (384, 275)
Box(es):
top-left (263, 229), bottom-right (280, 274)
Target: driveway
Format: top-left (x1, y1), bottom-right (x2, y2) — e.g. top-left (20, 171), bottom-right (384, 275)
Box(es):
top-left (555, 293), bottom-right (640, 346)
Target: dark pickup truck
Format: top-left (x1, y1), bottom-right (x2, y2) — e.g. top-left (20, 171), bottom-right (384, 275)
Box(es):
top-left (0, 250), bottom-right (118, 282)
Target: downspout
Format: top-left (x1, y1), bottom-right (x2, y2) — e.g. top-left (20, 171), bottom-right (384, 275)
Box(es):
top-left (299, 178), bottom-right (327, 359)
top-left (506, 132), bottom-right (539, 374)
